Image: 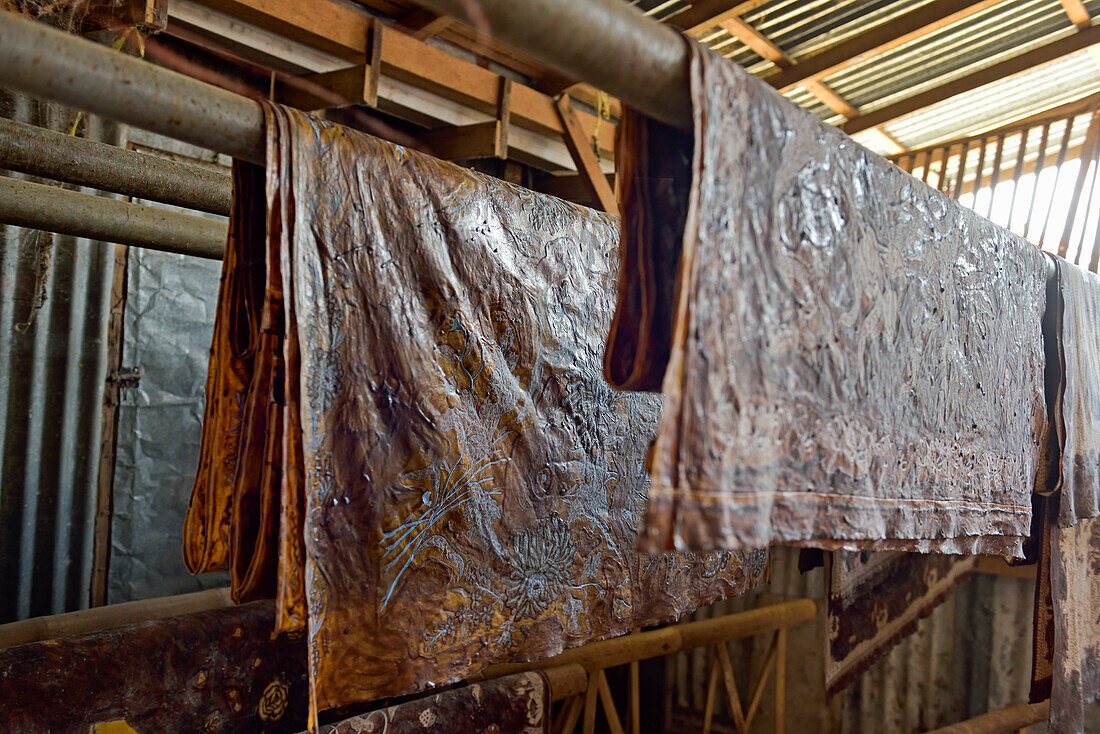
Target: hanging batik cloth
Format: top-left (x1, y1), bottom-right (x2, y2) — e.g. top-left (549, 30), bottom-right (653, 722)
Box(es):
top-left (1034, 257), bottom-right (1100, 733)
top-left (606, 41), bottom-right (1048, 556)
top-left (184, 102), bottom-right (769, 723)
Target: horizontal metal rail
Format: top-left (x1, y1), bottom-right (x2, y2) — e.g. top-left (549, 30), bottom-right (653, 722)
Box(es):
top-left (0, 2), bottom-right (691, 173)
top-left (0, 10), bottom-right (265, 163)
top-left (0, 118), bottom-right (232, 215)
top-left (0, 176), bottom-right (226, 258)
top-left (410, 0), bottom-right (693, 131)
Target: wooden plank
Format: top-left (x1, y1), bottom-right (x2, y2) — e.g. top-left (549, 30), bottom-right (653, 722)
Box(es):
top-left (555, 95), bottom-right (618, 214)
top-left (803, 79), bottom-right (859, 118)
top-left (842, 25), bottom-right (1100, 135)
top-left (974, 555), bottom-right (1038, 579)
top-left (395, 8), bottom-right (453, 40)
top-left (774, 629), bottom-right (786, 734)
top-left (763, 0), bottom-right (1005, 92)
top-left (91, 242), bottom-right (129, 608)
top-left (1061, 0), bottom-right (1092, 29)
top-left (418, 121), bottom-right (503, 160)
top-left (702, 654), bottom-right (720, 734)
top-left (582, 672), bottom-right (599, 734)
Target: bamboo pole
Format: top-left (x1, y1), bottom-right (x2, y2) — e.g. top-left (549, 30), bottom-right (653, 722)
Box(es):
top-left (0, 587), bottom-right (232, 649)
top-left (923, 700), bottom-right (1050, 733)
top-left (475, 599), bottom-right (816, 681)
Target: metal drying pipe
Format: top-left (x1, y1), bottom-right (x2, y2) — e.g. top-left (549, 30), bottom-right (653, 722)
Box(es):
top-left (0, 10), bottom-right (265, 163)
top-left (410, 0), bottom-right (694, 131)
top-left (0, 177), bottom-right (227, 258)
top-left (0, 118), bottom-right (233, 216)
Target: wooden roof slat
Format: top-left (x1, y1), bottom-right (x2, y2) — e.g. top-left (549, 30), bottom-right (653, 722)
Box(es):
top-left (719, 15), bottom-right (793, 65)
top-left (842, 23), bottom-right (1100, 135)
top-left (1060, 0), bottom-right (1092, 30)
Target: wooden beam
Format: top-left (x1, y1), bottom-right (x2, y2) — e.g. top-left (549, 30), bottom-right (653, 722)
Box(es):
top-left (842, 24), bottom-right (1100, 135)
top-left (668, 0), bottom-right (773, 35)
top-left (763, 0), bottom-right (1004, 92)
top-left (719, 15), bottom-right (792, 66)
top-left (396, 8), bottom-right (454, 40)
top-left (191, 0), bottom-right (616, 154)
top-left (555, 95), bottom-right (619, 214)
top-left (418, 121), bottom-right (505, 160)
top-left (1061, 0), bottom-right (1092, 29)
top-left (804, 79), bottom-right (860, 118)
top-left (716, 16), bottom-right (860, 118)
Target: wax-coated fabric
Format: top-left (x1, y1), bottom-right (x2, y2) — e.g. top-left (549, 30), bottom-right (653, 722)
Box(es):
top-left (1048, 258), bottom-right (1100, 526)
top-left (186, 102), bottom-right (768, 722)
top-left (607, 42), bottom-right (1047, 556)
top-left (269, 104), bottom-right (767, 716)
top-left (824, 550), bottom-right (975, 696)
top-left (0, 601), bottom-right (308, 733)
top-left (316, 672), bottom-right (549, 734)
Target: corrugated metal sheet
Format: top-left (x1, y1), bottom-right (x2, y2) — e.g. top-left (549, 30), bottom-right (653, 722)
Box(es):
top-left (633, 0), bottom-right (1100, 151)
top-left (863, 50), bottom-right (1100, 151)
top-left (0, 91), bottom-right (119, 623)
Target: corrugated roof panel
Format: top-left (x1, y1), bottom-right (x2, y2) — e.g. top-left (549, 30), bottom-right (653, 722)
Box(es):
top-left (880, 50), bottom-right (1100, 148)
top-left (748, 0), bottom-right (934, 59)
top-left (827, 0), bottom-right (1075, 111)
top-left (784, 86), bottom-right (845, 123)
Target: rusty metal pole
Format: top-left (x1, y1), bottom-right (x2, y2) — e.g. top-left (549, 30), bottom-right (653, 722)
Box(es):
top-left (0, 177), bottom-right (227, 258)
top-left (0, 118), bottom-right (232, 215)
top-left (412, 0), bottom-right (693, 131)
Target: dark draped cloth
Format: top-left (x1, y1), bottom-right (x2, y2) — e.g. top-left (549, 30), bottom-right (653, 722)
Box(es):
top-left (0, 602), bottom-right (308, 733)
top-left (185, 102), bottom-right (768, 722)
top-left (824, 551), bottom-right (975, 696)
top-left (316, 672), bottom-right (549, 734)
top-left (605, 41), bottom-right (1048, 556)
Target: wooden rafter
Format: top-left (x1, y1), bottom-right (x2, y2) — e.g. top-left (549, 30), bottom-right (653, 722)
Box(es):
top-left (842, 24), bottom-right (1100, 134)
top-left (761, 0), bottom-right (1004, 92)
top-left (395, 8), bottom-right (453, 40)
top-left (668, 0), bottom-right (773, 35)
top-left (717, 15), bottom-right (860, 119)
top-left (1060, 0), bottom-right (1092, 30)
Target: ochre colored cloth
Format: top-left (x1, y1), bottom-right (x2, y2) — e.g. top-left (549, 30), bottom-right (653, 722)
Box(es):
top-left (606, 42), bottom-right (1048, 556)
top-left (185, 103), bottom-right (768, 722)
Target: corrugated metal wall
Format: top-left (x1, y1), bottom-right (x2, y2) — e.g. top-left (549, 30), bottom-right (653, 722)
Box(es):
top-left (0, 91), bottom-right (120, 623)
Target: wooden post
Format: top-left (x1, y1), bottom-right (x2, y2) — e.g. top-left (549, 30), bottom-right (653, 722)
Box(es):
top-left (554, 95), bottom-right (618, 214)
top-left (775, 627), bottom-right (786, 734)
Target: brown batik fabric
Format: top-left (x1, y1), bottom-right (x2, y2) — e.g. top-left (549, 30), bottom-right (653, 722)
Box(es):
top-left (824, 551), bottom-right (976, 696)
top-left (316, 672), bottom-right (549, 734)
top-left (269, 103), bottom-right (767, 716)
top-left (0, 602), bottom-right (308, 733)
top-left (182, 102), bottom-right (769, 721)
top-left (606, 42), bottom-right (1047, 556)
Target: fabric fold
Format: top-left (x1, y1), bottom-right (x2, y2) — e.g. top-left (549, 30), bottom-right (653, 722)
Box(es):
top-left (607, 42), bottom-right (1047, 557)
